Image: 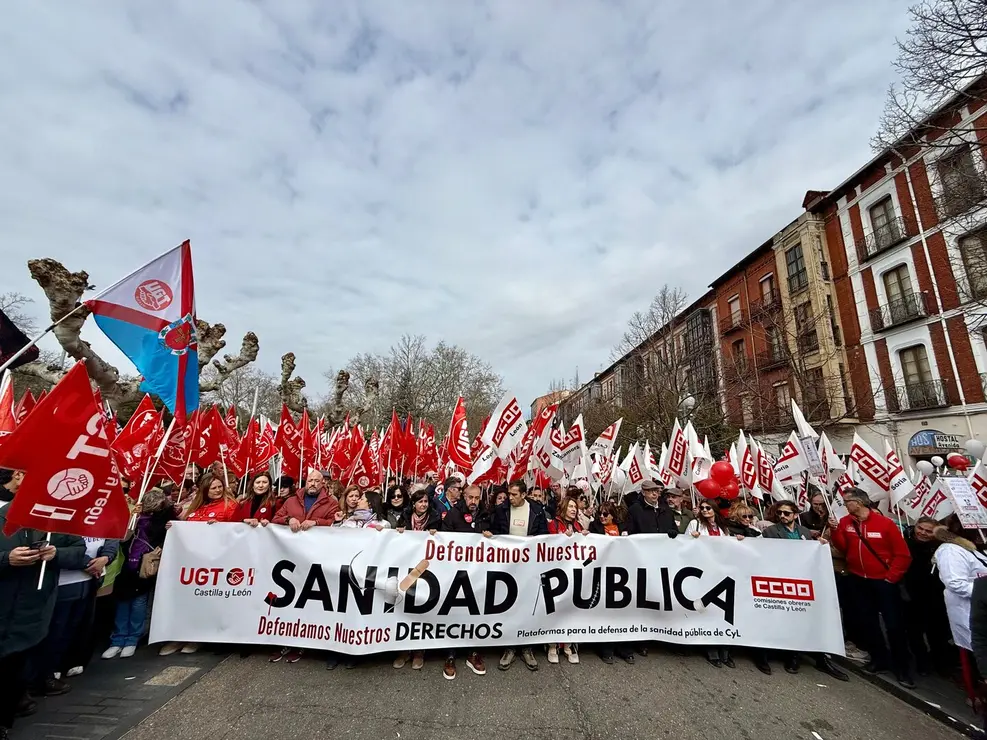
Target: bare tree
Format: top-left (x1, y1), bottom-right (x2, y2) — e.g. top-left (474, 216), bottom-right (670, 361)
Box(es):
top-left (568, 285), bottom-right (733, 454)
top-left (720, 298), bottom-right (857, 436)
top-left (335, 334), bottom-right (503, 435)
top-left (0, 292), bottom-right (38, 335)
top-left (875, 0), bottom-right (987, 154)
top-left (9, 258), bottom-right (259, 413)
top-left (201, 365), bottom-right (282, 421)
top-left (872, 2), bottom-right (987, 332)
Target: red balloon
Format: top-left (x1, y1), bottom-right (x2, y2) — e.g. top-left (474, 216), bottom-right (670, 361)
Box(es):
top-left (720, 480), bottom-right (740, 500)
top-left (947, 453), bottom-right (970, 471)
top-left (710, 461), bottom-right (736, 485)
top-left (696, 478), bottom-right (722, 499)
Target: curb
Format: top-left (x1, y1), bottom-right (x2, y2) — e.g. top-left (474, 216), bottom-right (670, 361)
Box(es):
top-left (836, 657), bottom-right (982, 739)
top-left (100, 652), bottom-right (230, 740)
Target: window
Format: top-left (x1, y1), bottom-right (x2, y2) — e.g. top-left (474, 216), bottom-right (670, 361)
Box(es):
top-left (802, 367), bottom-right (828, 419)
top-left (727, 296), bottom-right (741, 326)
top-left (760, 274), bottom-right (775, 303)
top-left (880, 265), bottom-right (923, 325)
top-left (900, 345), bottom-right (933, 385)
top-left (731, 338), bottom-right (746, 370)
top-left (766, 326), bottom-right (784, 360)
top-left (826, 295), bottom-right (842, 346)
top-left (882, 265), bottom-right (913, 304)
top-left (786, 244), bottom-right (808, 293)
top-left (898, 344), bottom-right (943, 410)
top-left (868, 197), bottom-right (901, 250)
top-left (794, 302), bottom-right (819, 353)
top-left (773, 383), bottom-right (791, 426)
top-left (938, 144), bottom-right (986, 217)
top-left (741, 394), bottom-right (753, 428)
top-left (959, 230), bottom-right (987, 301)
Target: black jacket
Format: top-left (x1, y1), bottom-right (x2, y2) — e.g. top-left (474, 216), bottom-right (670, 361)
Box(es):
top-left (0, 508), bottom-right (88, 658)
top-left (491, 501), bottom-right (549, 536)
top-left (972, 576), bottom-right (987, 674)
top-left (725, 521), bottom-right (761, 538)
top-left (441, 500), bottom-right (489, 533)
top-left (623, 500), bottom-right (679, 537)
top-left (902, 536), bottom-right (945, 603)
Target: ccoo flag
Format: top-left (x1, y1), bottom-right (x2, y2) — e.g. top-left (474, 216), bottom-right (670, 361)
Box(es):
top-left (85, 241), bottom-right (198, 425)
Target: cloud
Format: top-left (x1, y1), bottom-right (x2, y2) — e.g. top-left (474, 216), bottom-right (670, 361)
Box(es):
top-left (0, 0), bottom-right (912, 410)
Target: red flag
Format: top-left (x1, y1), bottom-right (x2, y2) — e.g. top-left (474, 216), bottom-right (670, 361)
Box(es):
top-left (275, 406), bottom-right (303, 480)
top-left (313, 417), bottom-right (326, 468)
top-left (123, 395), bottom-right (158, 434)
top-left (154, 420), bottom-right (193, 488)
top-left (401, 415), bottom-right (418, 474)
top-left (298, 409), bottom-right (314, 476)
top-left (229, 421), bottom-right (255, 479)
top-left (224, 406), bottom-right (238, 435)
top-left (13, 389), bottom-right (36, 425)
top-left (378, 410), bottom-right (399, 467)
top-left (191, 407), bottom-right (219, 467)
top-left (110, 408), bottom-right (164, 486)
top-left (255, 421), bottom-right (278, 472)
top-left (509, 403), bottom-right (556, 481)
top-left (342, 430), bottom-right (375, 488)
top-left (369, 429), bottom-right (382, 485)
top-left (445, 397), bottom-right (472, 469)
top-left (0, 362), bottom-right (129, 538)
top-left (332, 422), bottom-right (359, 473)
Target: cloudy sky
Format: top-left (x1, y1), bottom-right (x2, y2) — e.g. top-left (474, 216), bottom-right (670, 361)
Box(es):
top-left (1, 1), bottom-right (912, 411)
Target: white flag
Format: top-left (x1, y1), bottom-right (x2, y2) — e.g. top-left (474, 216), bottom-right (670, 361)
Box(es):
top-left (849, 433), bottom-right (890, 500)
top-left (883, 439), bottom-right (914, 506)
top-left (791, 399), bottom-right (818, 439)
top-left (589, 418), bottom-right (622, 457)
top-left (481, 393), bottom-right (526, 459)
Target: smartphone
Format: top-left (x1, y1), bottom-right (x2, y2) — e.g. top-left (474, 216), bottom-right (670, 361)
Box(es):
top-left (29, 539), bottom-right (48, 550)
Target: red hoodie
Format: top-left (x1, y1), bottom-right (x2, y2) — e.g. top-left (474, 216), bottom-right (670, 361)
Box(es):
top-left (831, 511), bottom-right (911, 583)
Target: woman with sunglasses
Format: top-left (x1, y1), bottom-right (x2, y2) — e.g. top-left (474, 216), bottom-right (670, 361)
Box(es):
top-left (685, 500), bottom-right (742, 539)
top-left (687, 499), bottom-right (742, 668)
top-left (725, 502), bottom-right (762, 538)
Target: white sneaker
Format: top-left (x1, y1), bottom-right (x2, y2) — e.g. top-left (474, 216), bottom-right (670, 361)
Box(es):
top-left (180, 642), bottom-right (201, 654)
top-left (120, 646), bottom-right (137, 658)
top-left (66, 666), bottom-right (84, 677)
top-left (159, 642), bottom-right (182, 656)
top-left (101, 646), bottom-right (122, 659)
top-left (547, 645), bottom-right (559, 664)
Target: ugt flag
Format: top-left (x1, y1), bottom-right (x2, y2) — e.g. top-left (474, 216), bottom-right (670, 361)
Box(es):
top-left (85, 241), bottom-right (198, 424)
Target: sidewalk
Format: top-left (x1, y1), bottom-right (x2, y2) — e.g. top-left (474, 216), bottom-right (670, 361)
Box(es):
top-left (839, 657), bottom-right (983, 739)
top-left (14, 645), bottom-right (226, 740)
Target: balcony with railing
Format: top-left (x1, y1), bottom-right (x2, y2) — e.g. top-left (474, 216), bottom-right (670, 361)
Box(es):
top-left (719, 312), bottom-right (745, 335)
top-left (747, 290), bottom-right (782, 318)
top-left (869, 291), bottom-right (929, 332)
top-left (855, 215), bottom-right (909, 262)
top-left (754, 349), bottom-right (787, 371)
top-left (886, 379), bottom-right (949, 413)
top-left (797, 330), bottom-right (820, 354)
top-left (935, 178), bottom-right (987, 221)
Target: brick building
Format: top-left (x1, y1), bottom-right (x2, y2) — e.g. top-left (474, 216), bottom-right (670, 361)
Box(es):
top-left (804, 83), bottom-right (987, 462)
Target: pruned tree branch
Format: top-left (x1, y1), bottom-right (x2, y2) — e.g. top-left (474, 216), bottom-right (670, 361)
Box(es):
top-left (198, 325), bottom-right (259, 393)
top-left (279, 352), bottom-right (307, 413)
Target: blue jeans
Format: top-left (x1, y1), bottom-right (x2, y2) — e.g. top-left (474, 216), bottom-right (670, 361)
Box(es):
top-left (110, 594), bottom-right (149, 648)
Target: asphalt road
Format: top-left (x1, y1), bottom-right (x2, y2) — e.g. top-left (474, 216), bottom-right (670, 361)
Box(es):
top-left (120, 647), bottom-right (966, 740)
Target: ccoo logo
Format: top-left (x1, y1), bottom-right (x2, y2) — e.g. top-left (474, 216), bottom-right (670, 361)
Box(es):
top-left (751, 576), bottom-right (815, 601)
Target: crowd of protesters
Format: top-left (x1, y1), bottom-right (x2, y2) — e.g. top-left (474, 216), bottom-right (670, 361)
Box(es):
top-left (3, 462), bottom-right (987, 737)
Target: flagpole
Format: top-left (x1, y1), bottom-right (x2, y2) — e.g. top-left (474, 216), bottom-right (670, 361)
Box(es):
top-left (132, 417), bottom-right (176, 528)
top-left (36, 532), bottom-right (53, 590)
top-left (240, 388), bottom-right (260, 497)
top-left (176, 413), bottom-right (200, 507)
top-left (0, 303), bottom-right (88, 374)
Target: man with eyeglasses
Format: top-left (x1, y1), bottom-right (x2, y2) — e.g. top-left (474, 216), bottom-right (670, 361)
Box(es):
top-left (433, 477), bottom-right (462, 520)
top-left (763, 500), bottom-right (849, 682)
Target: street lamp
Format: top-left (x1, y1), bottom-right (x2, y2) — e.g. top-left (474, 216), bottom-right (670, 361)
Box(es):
top-left (680, 394), bottom-right (696, 419)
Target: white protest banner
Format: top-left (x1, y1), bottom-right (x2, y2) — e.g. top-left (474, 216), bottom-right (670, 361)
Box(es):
top-left (150, 524), bottom-right (844, 655)
top-left (942, 477), bottom-right (987, 530)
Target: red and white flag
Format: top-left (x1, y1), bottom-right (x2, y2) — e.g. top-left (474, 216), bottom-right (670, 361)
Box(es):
top-left (445, 397), bottom-right (473, 469)
top-left (481, 394), bottom-right (526, 460)
top-left (655, 443), bottom-right (673, 487)
top-left (533, 424), bottom-right (566, 481)
top-left (883, 439), bottom-right (914, 506)
top-left (508, 403), bottom-right (556, 481)
top-left (0, 362), bottom-right (130, 538)
top-left (738, 432), bottom-right (761, 498)
top-left (666, 419), bottom-right (689, 485)
top-left (774, 432), bottom-right (809, 483)
top-left (589, 418), bottom-right (622, 457)
top-left (559, 414), bottom-right (587, 476)
top-left (969, 456), bottom-right (987, 509)
top-left (619, 443), bottom-right (645, 492)
top-left (849, 432), bottom-right (889, 500)
top-left (110, 407), bottom-right (164, 484)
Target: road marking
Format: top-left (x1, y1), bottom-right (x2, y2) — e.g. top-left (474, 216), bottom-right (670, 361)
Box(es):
top-left (145, 666), bottom-right (201, 686)
top-left (811, 732), bottom-right (824, 740)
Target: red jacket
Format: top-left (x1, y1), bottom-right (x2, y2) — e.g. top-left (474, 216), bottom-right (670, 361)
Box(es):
top-left (273, 488), bottom-right (339, 527)
top-left (233, 496), bottom-right (283, 523)
top-left (831, 511), bottom-right (911, 583)
top-left (547, 518), bottom-right (583, 535)
top-left (186, 498), bottom-right (239, 523)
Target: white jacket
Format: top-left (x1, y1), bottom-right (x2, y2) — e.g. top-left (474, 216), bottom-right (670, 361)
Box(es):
top-left (934, 543), bottom-right (987, 651)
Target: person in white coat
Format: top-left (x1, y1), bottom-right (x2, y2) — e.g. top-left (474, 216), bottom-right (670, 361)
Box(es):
top-left (933, 526), bottom-right (987, 704)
